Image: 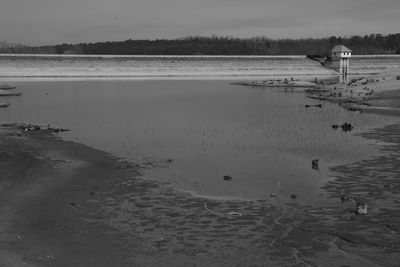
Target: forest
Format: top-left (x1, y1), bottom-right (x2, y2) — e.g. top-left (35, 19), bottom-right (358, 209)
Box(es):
top-left (1, 34), bottom-right (400, 55)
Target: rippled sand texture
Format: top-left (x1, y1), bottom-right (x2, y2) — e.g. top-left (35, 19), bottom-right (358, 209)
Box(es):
top-left (1, 107), bottom-right (399, 266)
top-left (94, 124), bottom-right (400, 266)
top-left (96, 127), bottom-right (399, 266)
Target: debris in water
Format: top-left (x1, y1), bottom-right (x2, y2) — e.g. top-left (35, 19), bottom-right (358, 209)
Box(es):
top-left (305, 104), bottom-right (322, 109)
top-left (340, 122), bottom-right (353, 132)
top-left (47, 124), bottom-right (70, 133)
top-left (312, 159), bottom-right (319, 170)
top-left (0, 84), bottom-right (16, 90)
top-left (223, 175), bottom-right (233, 181)
top-left (0, 89), bottom-right (21, 96)
top-left (10, 123), bottom-right (70, 134)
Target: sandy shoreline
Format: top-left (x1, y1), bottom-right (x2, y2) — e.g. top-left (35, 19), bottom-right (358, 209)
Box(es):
top-left (237, 71), bottom-right (400, 117)
top-left (0, 126), bottom-right (143, 266)
top-left (1, 117), bottom-right (400, 266)
top-left (307, 73), bottom-right (400, 116)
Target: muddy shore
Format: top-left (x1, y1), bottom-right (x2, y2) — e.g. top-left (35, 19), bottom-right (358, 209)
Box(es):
top-left (308, 73), bottom-right (400, 116)
top-left (236, 73), bottom-right (400, 117)
top-left (1, 118), bottom-right (400, 266)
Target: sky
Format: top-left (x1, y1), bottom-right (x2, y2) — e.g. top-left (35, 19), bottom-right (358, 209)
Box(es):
top-left (1, 0), bottom-right (400, 45)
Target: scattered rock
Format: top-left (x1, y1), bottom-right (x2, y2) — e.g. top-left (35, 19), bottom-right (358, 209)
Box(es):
top-left (12, 123), bottom-right (70, 134)
top-left (227, 211), bottom-right (242, 216)
top-left (70, 202), bottom-right (76, 206)
top-left (356, 202), bottom-right (368, 215)
top-left (340, 191), bottom-right (351, 202)
top-left (340, 122), bottom-right (353, 132)
top-left (46, 125), bottom-right (70, 133)
top-left (305, 104), bottom-right (322, 109)
top-left (332, 123), bottom-right (354, 132)
top-left (223, 175), bottom-right (232, 181)
top-left (312, 159), bottom-right (319, 170)
top-left (20, 124), bottom-right (41, 132)
top-left (290, 194), bottom-right (297, 199)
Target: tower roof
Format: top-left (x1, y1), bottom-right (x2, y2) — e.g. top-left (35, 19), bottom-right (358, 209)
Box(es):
top-left (331, 45), bottom-right (352, 53)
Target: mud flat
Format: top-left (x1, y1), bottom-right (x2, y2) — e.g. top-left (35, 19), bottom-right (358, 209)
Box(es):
top-left (231, 78), bottom-right (321, 88)
top-left (0, 122), bottom-right (399, 266)
top-left (307, 73), bottom-right (400, 116)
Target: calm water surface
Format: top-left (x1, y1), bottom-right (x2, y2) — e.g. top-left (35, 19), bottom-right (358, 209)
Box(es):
top-left (1, 80), bottom-right (398, 200)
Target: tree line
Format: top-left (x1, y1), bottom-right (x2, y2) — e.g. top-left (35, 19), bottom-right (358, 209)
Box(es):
top-left (1, 34), bottom-right (400, 55)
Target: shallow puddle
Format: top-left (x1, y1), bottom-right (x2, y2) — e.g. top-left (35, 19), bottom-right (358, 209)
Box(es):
top-left (1, 79), bottom-right (398, 200)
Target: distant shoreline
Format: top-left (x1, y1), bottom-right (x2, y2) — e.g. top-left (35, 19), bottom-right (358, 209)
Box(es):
top-left (0, 54), bottom-right (307, 58)
top-left (2, 53), bottom-right (400, 58)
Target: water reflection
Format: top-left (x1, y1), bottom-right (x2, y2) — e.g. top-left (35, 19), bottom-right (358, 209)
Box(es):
top-left (339, 73), bottom-right (349, 84)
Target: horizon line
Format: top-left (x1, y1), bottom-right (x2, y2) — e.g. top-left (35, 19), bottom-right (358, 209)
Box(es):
top-left (2, 54), bottom-right (400, 58)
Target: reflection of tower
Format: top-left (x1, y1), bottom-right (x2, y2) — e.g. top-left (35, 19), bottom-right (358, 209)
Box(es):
top-left (330, 45), bottom-right (352, 84)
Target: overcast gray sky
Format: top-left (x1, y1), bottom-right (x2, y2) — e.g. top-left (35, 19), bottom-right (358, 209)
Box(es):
top-left (1, 0), bottom-right (399, 45)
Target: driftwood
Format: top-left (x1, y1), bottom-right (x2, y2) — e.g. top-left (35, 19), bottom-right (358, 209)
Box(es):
top-left (231, 80), bottom-right (320, 88)
top-left (0, 84), bottom-right (16, 90)
top-left (0, 123), bottom-right (70, 133)
top-left (0, 89), bottom-right (21, 96)
top-left (341, 103), bottom-right (400, 116)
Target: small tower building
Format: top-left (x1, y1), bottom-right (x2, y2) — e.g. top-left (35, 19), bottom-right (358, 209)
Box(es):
top-left (324, 44), bottom-right (352, 83)
top-left (331, 44), bottom-right (352, 60)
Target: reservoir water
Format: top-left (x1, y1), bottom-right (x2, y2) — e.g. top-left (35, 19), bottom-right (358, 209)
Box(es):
top-left (1, 54), bottom-right (400, 79)
top-left (0, 55), bottom-right (399, 200)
